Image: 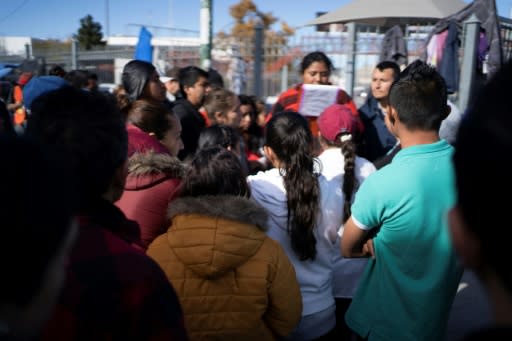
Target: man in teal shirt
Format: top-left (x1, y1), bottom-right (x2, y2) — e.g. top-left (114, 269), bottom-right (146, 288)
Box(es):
top-left (342, 60), bottom-right (462, 341)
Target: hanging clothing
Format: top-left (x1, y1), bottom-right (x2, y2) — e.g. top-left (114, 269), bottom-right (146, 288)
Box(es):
top-left (426, 29), bottom-right (449, 67)
top-left (438, 21), bottom-right (460, 94)
top-left (379, 25), bottom-right (408, 66)
top-left (422, 0), bottom-right (502, 77)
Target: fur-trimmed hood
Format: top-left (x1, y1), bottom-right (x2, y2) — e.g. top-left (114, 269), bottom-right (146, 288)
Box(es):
top-left (168, 195), bottom-right (268, 230)
top-left (164, 195), bottom-right (269, 278)
top-left (125, 152), bottom-right (185, 190)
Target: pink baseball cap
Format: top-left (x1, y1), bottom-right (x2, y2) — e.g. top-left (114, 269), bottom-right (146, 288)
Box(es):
top-left (317, 104), bottom-right (360, 142)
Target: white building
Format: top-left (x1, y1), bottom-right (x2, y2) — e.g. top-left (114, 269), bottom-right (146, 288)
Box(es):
top-left (0, 36), bottom-right (32, 57)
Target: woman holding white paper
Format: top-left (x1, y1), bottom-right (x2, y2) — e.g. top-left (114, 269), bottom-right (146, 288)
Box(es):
top-left (269, 51), bottom-right (362, 140)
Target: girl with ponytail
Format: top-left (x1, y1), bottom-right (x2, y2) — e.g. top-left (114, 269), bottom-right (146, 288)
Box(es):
top-left (316, 103), bottom-right (376, 338)
top-left (248, 111), bottom-right (343, 340)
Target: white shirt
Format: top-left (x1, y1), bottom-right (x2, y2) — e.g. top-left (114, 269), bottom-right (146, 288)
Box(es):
top-left (317, 147), bottom-right (376, 298)
top-left (248, 167), bottom-right (342, 315)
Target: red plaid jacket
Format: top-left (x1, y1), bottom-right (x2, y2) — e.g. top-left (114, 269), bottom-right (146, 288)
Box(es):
top-left (41, 199), bottom-right (188, 341)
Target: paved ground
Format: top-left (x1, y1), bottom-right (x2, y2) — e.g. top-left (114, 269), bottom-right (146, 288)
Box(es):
top-left (445, 270), bottom-right (493, 340)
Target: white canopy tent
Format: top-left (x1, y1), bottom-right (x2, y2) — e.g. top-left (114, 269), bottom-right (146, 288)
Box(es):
top-left (306, 0), bottom-right (467, 27)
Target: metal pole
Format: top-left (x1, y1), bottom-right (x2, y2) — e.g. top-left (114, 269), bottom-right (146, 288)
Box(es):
top-left (25, 43), bottom-right (30, 59)
top-left (200, 0), bottom-right (212, 69)
top-left (71, 39), bottom-right (78, 70)
top-left (254, 21), bottom-right (263, 99)
top-left (281, 63), bottom-right (288, 93)
top-left (345, 22), bottom-right (356, 97)
top-left (458, 14), bottom-right (481, 113)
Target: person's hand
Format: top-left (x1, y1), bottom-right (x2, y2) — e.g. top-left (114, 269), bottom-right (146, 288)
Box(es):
top-left (362, 238), bottom-right (375, 259)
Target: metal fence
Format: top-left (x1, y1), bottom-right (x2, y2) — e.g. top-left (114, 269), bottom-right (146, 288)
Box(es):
top-left (1, 16), bottom-right (511, 101)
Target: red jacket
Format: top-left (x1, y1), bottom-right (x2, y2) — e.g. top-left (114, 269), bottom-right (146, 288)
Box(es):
top-left (116, 152), bottom-right (184, 249)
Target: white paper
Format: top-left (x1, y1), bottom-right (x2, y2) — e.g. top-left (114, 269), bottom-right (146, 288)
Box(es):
top-left (298, 84), bottom-right (339, 117)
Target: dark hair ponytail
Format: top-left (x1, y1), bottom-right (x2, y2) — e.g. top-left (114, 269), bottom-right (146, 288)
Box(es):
top-left (266, 112), bottom-right (320, 261)
top-left (320, 134), bottom-right (359, 222)
top-left (340, 137), bottom-right (357, 222)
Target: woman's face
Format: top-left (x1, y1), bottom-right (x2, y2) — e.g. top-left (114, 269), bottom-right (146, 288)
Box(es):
top-left (302, 61), bottom-right (330, 85)
top-left (143, 71), bottom-right (166, 101)
top-left (159, 115), bottom-right (184, 157)
top-left (218, 97), bottom-right (241, 129)
top-left (238, 104), bottom-right (253, 132)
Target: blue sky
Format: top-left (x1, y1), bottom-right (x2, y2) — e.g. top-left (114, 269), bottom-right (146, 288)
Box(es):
top-left (0, 0), bottom-right (509, 40)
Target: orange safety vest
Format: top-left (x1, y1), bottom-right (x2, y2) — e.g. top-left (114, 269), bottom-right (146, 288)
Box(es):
top-left (12, 85), bottom-right (26, 125)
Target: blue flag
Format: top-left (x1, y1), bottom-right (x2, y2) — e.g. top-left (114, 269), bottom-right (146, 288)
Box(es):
top-left (134, 26), bottom-right (153, 63)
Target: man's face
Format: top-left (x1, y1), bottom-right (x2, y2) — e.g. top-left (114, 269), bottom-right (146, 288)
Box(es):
top-left (371, 68), bottom-right (395, 101)
top-left (185, 76), bottom-right (209, 108)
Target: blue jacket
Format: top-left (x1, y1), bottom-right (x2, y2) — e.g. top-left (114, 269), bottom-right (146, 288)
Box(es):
top-left (358, 96), bottom-right (397, 162)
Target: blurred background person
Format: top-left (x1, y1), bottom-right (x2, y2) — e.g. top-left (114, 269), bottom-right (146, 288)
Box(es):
top-left (0, 136), bottom-right (76, 341)
top-left (8, 72), bottom-right (32, 133)
top-left (270, 51), bottom-right (360, 140)
top-left (174, 65), bottom-right (210, 160)
top-left (202, 86), bottom-right (248, 172)
top-left (116, 99), bottom-right (185, 249)
top-left (26, 87), bottom-right (187, 340)
top-left (238, 94), bottom-right (267, 174)
top-left (86, 72), bottom-right (99, 92)
top-left (48, 65), bottom-right (67, 78)
top-left (119, 60), bottom-right (167, 116)
top-left (358, 61), bottom-right (400, 163)
top-left (449, 61), bottom-right (512, 340)
top-left (197, 124), bottom-right (240, 157)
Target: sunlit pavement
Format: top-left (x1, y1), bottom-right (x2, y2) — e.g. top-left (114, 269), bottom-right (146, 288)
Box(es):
top-left (445, 270), bottom-right (493, 340)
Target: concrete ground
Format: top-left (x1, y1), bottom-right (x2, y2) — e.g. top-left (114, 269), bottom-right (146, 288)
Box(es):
top-left (445, 270), bottom-right (493, 340)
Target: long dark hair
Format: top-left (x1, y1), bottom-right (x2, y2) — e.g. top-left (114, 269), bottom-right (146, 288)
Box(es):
top-left (266, 112), bottom-right (320, 260)
top-left (180, 146), bottom-right (249, 198)
top-left (320, 135), bottom-right (358, 222)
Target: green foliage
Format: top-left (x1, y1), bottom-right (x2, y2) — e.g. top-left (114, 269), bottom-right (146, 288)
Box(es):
top-left (75, 15), bottom-right (105, 50)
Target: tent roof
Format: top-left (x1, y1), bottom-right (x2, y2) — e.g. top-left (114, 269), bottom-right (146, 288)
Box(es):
top-left (306, 0), bottom-right (468, 27)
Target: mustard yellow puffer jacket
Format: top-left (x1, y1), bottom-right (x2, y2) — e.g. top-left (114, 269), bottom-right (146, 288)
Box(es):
top-left (147, 195), bottom-right (302, 340)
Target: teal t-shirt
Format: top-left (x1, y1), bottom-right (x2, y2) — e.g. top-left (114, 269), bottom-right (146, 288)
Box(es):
top-left (345, 140), bottom-right (463, 341)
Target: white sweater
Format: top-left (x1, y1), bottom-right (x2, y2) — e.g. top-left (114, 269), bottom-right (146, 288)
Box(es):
top-left (248, 167), bottom-right (342, 316)
top-left (317, 148), bottom-right (376, 298)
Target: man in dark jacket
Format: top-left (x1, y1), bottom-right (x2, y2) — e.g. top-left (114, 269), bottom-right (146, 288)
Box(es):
top-left (358, 61), bottom-right (400, 162)
top-left (173, 66), bottom-right (210, 160)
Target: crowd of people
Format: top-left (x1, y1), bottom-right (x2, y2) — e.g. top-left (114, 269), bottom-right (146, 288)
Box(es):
top-left (0, 50), bottom-right (511, 341)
